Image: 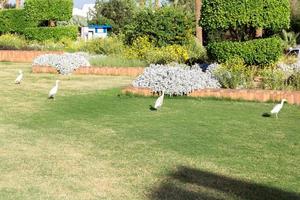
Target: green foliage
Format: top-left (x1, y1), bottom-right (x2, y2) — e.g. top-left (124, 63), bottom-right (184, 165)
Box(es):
top-left (280, 30), bottom-right (299, 50)
top-left (24, 0), bottom-right (73, 23)
top-left (0, 9), bottom-right (37, 34)
top-left (91, 0), bottom-right (137, 33)
top-left (214, 57), bottom-right (255, 89)
top-left (23, 26), bottom-right (78, 41)
top-left (124, 7), bottom-right (194, 47)
top-left (258, 65), bottom-right (287, 90)
top-left (168, 0), bottom-right (195, 13)
top-left (287, 72), bottom-right (300, 90)
top-left (290, 0), bottom-right (300, 34)
top-left (185, 37), bottom-right (207, 64)
top-left (201, 0), bottom-right (290, 41)
top-left (84, 35), bottom-right (125, 55)
top-left (207, 37), bottom-right (283, 65)
top-left (125, 36), bottom-right (189, 64)
top-left (0, 34), bottom-right (27, 50)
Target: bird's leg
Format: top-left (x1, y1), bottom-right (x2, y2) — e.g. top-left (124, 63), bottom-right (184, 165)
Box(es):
top-left (276, 113), bottom-right (278, 119)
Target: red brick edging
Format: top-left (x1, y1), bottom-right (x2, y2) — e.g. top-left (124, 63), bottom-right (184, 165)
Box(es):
top-left (0, 50), bottom-right (63, 62)
top-left (32, 66), bottom-right (145, 77)
top-left (122, 86), bottom-right (300, 105)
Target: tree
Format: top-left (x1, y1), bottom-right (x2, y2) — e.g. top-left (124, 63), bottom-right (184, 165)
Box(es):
top-left (24, 0), bottom-right (73, 27)
top-left (91, 0), bottom-right (137, 33)
top-left (124, 7), bottom-right (194, 46)
top-left (201, 0), bottom-right (290, 42)
top-left (290, 0), bottom-right (300, 33)
top-left (195, 0), bottom-right (202, 44)
top-left (168, 0), bottom-right (195, 13)
top-left (15, 0), bottom-right (20, 8)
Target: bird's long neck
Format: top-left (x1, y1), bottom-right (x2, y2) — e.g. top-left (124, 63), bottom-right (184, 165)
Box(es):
top-left (280, 100), bottom-right (285, 105)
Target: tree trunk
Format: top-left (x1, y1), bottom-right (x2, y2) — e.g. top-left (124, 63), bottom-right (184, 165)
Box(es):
top-left (195, 0), bottom-right (203, 45)
top-left (155, 0), bottom-right (160, 9)
top-left (290, 0), bottom-right (298, 16)
top-left (48, 20), bottom-right (56, 27)
top-left (15, 0), bottom-right (20, 8)
top-left (140, 0), bottom-right (145, 8)
top-left (255, 28), bottom-right (263, 38)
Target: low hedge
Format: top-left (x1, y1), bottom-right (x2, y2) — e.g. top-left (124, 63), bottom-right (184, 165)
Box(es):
top-left (207, 37), bottom-right (283, 65)
top-left (23, 26), bottom-right (78, 41)
top-left (0, 9), bottom-right (37, 34)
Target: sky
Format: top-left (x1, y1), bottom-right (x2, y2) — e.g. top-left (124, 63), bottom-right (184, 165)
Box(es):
top-left (74, 0), bottom-right (95, 8)
top-left (8, 0), bottom-right (96, 8)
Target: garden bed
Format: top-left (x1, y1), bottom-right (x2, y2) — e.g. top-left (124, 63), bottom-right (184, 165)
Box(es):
top-left (32, 65), bottom-right (145, 76)
top-left (0, 50), bottom-right (63, 62)
top-left (122, 86), bottom-right (300, 105)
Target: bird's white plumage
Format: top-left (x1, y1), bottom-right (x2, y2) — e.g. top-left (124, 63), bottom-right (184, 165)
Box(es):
top-left (154, 91), bottom-right (164, 109)
top-left (48, 80), bottom-right (60, 98)
top-left (270, 99), bottom-right (287, 118)
top-left (15, 70), bottom-right (23, 84)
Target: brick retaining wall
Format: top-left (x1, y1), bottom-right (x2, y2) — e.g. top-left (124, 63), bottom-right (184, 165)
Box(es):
top-left (32, 66), bottom-right (145, 77)
top-left (0, 50), bottom-right (63, 62)
top-left (122, 86), bottom-right (300, 105)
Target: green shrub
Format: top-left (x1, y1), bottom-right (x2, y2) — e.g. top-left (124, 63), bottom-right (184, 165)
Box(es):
top-left (201, 0), bottom-right (290, 41)
top-left (258, 65), bottom-right (287, 90)
top-left (24, 0), bottom-right (73, 23)
top-left (124, 36), bottom-right (155, 60)
top-left (288, 72), bottom-right (300, 90)
top-left (124, 7), bottom-right (194, 47)
top-left (23, 26), bottom-right (78, 41)
top-left (185, 37), bottom-right (207, 64)
top-left (207, 37), bottom-right (283, 65)
top-left (90, 0), bottom-right (137, 33)
top-left (84, 35), bottom-right (125, 55)
top-left (144, 45), bottom-right (189, 64)
top-left (125, 36), bottom-right (189, 64)
top-left (0, 9), bottom-right (37, 34)
top-left (214, 57), bottom-right (255, 89)
top-left (59, 37), bottom-right (86, 52)
top-left (0, 34), bottom-right (27, 50)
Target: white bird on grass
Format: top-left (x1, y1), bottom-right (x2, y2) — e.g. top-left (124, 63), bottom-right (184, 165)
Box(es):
top-left (15, 70), bottom-right (23, 84)
top-left (48, 80), bottom-right (60, 99)
top-left (270, 99), bottom-right (287, 119)
top-left (150, 91), bottom-right (165, 111)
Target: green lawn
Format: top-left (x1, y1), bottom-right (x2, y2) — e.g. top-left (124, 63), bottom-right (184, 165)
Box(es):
top-left (0, 63), bottom-right (299, 200)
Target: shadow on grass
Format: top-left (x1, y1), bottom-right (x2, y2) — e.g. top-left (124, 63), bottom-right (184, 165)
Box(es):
top-left (149, 166), bottom-right (300, 200)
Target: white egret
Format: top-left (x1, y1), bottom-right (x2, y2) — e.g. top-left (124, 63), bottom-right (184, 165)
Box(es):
top-left (154, 91), bottom-right (165, 110)
top-left (15, 70), bottom-right (23, 84)
top-left (48, 80), bottom-right (60, 99)
top-left (270, 99), bottom-right (287, 119)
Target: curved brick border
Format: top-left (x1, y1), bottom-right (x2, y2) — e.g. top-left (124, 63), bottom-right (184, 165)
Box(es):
top-left (122, 86), bottom-right (300, 105)
top-left (32, 65), bottom-right (145, 76)
top-left (0, 50), bottom-right (63, 62)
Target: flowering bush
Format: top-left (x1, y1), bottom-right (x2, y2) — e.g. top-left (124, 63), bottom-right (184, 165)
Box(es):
top-left (125, 36), bottom-right (189, 64)
top-left (0, 34), bottom-right (27, 50)
top-left (214, 57), bottom-right (255, 89)
top-left (133, 63), bottom-right (220, 95)
top-left (33, 53), bottom-right (90, 75)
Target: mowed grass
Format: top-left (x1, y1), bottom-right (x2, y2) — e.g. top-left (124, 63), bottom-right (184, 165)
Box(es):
top-left (0, 62), bottom-right (299, 200)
